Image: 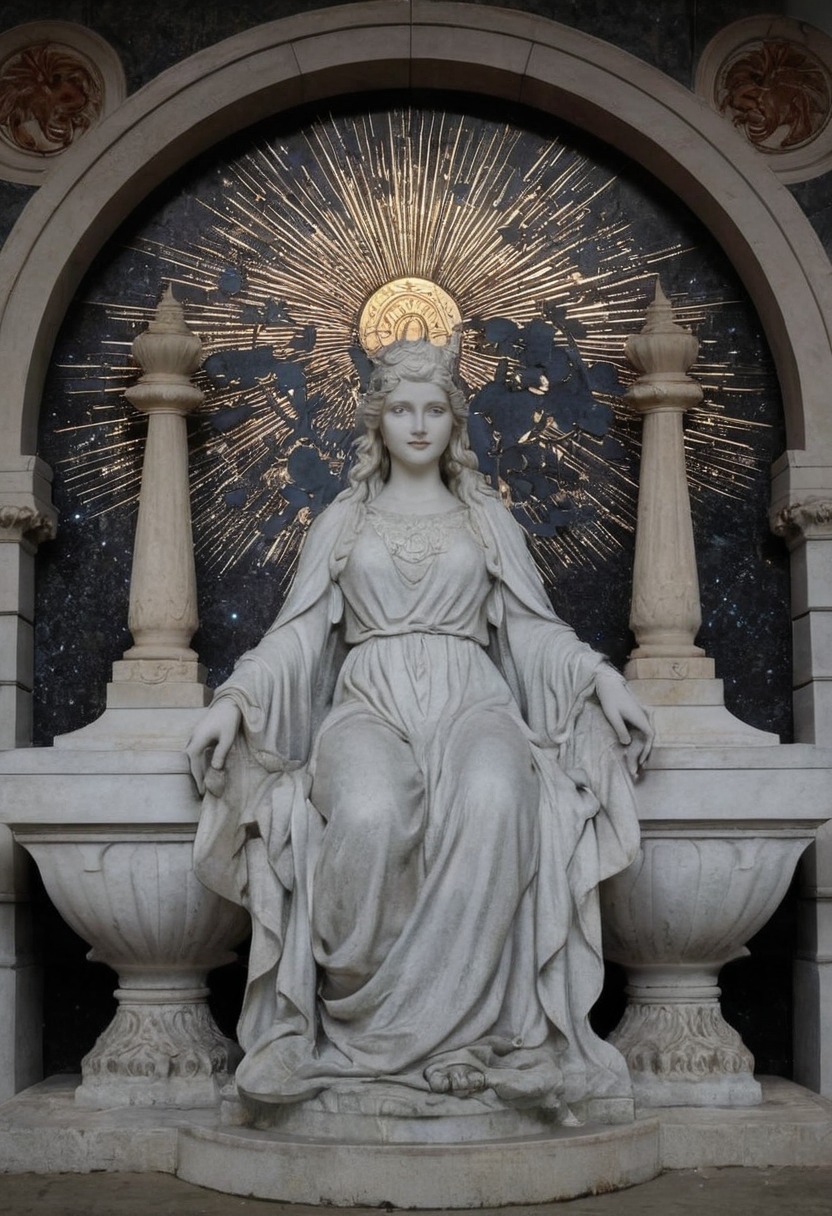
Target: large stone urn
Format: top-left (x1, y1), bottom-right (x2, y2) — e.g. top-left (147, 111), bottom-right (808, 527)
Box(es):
top-left (601, 746), bottom-right (830, 1106)
top-left (1, 749), bottom-right (249, 1107)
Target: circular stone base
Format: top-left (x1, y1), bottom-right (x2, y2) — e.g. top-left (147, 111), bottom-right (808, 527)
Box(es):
top-left (226, 1082), bottom-right (570, 1144)
top-left (176, 1120), bottom-right (661, 1207)
top-left (261, 1100), bottom-right (561, 1144)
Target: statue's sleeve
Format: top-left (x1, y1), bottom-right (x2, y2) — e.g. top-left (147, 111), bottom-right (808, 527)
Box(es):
top-left (478, 499), bottom-right (640, 1099)
top-left (479, 493), bottom-right (640, 879)
top-left (209, 501), bottom-right (353, 768)
top-left (192, 503), bottom-right (349, 967)
top-left (193, 501), bottom-right (358, 1048)
top-left (478, 495), bottom-right (605, 740)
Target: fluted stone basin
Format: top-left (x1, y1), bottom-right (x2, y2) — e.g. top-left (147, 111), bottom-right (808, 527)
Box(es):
top-left (0, 748), bottom-right (249, 1108)
top-left (602, 744), bottom-right (832, 1107)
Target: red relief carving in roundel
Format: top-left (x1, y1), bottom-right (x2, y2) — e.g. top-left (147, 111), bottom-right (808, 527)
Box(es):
top-left (717, 39), bottom-right (832, 153)
top-left (0, 41), bottom-right (104, 157)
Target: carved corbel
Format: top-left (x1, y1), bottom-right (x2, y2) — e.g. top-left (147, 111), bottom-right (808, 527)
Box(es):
top-left (0, 504), bottom-right (56, 546)
top-left (770, 498), bottom-right (832, 548)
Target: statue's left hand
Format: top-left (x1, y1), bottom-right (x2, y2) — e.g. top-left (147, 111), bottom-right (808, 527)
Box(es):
top-left (595, 669), bottom-right (653, 777)
top-left (185, 699), bottom-right (242, 795)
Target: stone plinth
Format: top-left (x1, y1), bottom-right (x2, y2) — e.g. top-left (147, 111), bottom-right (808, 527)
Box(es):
top-left (1, 1075), bottom-right (831, 1206)
top-left (177, 1119), bottom-right (660, 1206)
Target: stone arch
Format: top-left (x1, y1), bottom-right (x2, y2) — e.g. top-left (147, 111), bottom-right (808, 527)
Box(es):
top-left (0, 0), bottom-right (829, 469)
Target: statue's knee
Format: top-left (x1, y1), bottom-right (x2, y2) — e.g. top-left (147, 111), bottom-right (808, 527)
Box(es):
top-left (328, 795), bottom-right (385, 835)
top-left (462, 737), bottom-right (534, 818)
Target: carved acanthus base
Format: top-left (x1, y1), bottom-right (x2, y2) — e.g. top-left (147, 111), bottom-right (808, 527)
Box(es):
top-left (608, 998), bottom-right (760, 1107)
top-left (76, 988), bottom-right (242, 1109)
top-left (601, 829), bottom-right (816, 1109)
top-left (15, 822), bottom-right (249, 1109)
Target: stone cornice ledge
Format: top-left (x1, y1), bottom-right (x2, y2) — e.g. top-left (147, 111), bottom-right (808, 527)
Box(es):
top-left (0, 749), bottom-right (199, 829)
top-left (0, 743), bottom-right (829, 831)
top-left (635, 743), bottom-right (832, 828)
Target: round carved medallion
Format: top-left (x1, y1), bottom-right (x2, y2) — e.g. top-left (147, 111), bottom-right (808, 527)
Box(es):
top-left (717, 39), bottom-right (830, 153)
top-left (0, 22), bottom-right (125, 184)
top-left (358, 277), bottom-right (462, 356)
top-left (696, 17), bottom-right (832, 182)
top-left (0, 41), bottom-right (104, 157)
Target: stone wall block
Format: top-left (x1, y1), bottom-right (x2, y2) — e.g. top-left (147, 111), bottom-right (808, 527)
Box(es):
top-left (793, 611), bottom-right (832, 687)
top-left (0, 616), bottom-right (33, 687)
top-left (0, 686), bottom-right (32, 750)
top-left (0, 542), bottom-right (35, 620)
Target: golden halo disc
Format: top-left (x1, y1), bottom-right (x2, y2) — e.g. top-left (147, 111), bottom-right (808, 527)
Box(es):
top-left (358, 277), bottom-right (462, 356)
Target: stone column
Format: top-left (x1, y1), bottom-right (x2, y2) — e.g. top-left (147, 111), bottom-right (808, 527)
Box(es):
top-left (37, 287), bottom-right (247, 1107)
top-left (771, 498), bottom-right (832, 1096)
top-left (626, 281), bottom-right (705, 668)
top-left (0, 460), bottom-right (56, 749)
top-left (0, 459), bottom-right (56, 1099)
top-left (623, 280), bottom-right (777, 746)
top-left (55, 286), bottom-right (211, 750)
top-left (601, 282), bottom-right (790, 1108)
top-left (122, 285), bottom-right (203, 664)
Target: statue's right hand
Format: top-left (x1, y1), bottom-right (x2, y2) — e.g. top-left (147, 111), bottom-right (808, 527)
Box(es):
top-left (185, 699), bottom-right (242, 795)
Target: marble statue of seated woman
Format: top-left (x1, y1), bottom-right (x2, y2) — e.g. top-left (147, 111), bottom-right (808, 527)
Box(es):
top-left (186, 337), bottom-right (652, 1127)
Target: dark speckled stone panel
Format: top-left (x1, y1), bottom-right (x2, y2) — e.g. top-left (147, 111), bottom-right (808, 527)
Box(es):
top-left (789, 171), bottom-right (832, 250)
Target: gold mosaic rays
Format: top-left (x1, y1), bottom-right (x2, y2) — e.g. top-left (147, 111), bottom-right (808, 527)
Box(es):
top-left (55, 108), bottom-right (773, 588)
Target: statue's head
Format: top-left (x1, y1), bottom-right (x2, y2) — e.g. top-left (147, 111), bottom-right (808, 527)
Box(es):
top-left (350, 338), bottom-right (480, 499)
top-left (359, 338), bottom-right (467, 431)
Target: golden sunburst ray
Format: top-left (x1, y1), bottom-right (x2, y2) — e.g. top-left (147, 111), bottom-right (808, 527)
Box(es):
top-left (53, 107), bottom-right (777, 596)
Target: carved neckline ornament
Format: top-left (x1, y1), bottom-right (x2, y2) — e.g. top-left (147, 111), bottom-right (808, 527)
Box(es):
top-left (0, 21), bottom-right (125, 184)
top-left (367, 505), bottom-right (471, 584)
top-left (696, 16), bottom-right (832, 182)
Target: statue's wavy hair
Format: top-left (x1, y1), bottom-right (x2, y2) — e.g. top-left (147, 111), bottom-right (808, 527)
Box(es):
top-left (348, 339), bottom-right (494, 505)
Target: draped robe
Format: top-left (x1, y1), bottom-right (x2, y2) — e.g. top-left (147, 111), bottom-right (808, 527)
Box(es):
top-left (193, 488), bottom-right (641, 1112)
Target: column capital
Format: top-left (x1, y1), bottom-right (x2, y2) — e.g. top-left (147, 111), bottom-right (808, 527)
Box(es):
top-left (0, 505), bottom-right (55, 546)
top-left (124, 285), bottom-right (204, 417)
top-left (624, 279), bottom-right (703, 414)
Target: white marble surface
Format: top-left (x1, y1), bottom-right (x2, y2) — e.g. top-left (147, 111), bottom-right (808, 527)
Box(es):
top-left (0, 0), bottom-right (828, 1152)
top-left (188, 343), bottom-right (650, 1123)
top-left (1, 1074), bottom-right (830, 1206)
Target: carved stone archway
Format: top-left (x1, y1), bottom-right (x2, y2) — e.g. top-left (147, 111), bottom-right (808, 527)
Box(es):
top-left (0, 0), bottom-right (831, 1103)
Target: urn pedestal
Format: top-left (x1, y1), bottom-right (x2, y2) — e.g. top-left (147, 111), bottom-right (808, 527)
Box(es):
top-left (0, 749), bottom-right (249, 1108)
top-left (602, 745), bottom-right (832, 1107)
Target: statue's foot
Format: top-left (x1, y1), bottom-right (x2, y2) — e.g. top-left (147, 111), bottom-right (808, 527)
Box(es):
top-left (425, 1062), bottom-right (487, 1098)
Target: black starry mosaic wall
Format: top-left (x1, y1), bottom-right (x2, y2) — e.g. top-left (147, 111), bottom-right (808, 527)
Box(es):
top-left (34, 97), bottom-right (791, 743)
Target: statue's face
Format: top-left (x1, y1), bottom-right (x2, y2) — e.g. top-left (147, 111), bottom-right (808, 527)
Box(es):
top-left (380, 379), bottom-right (454, 471)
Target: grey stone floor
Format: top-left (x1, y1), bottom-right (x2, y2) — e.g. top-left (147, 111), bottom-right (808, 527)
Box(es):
top-left (0, 1168), bottom-right (831, 1215)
